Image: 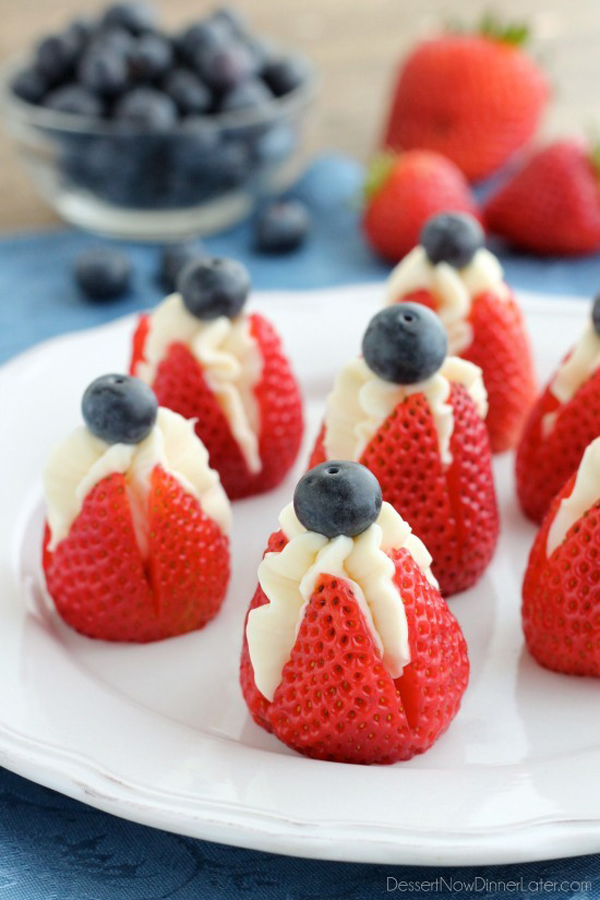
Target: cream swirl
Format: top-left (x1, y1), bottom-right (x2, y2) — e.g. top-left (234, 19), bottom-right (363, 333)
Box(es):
top-left (44, 407), bottom-right (231, 554)
top-left (385, 246), bottom-right (509, 354)
top-left (135, 293), bottom-right (263, 474)
top-left (323, 356), bottom-right (487, 467)
top-left (547, 437), bottom-right (600, 556)
top-left (246, 502), bottom-right (437, 702)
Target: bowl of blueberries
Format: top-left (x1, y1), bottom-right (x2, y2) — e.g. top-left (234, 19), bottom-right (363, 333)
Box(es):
top-left (3, 2), bottom-right (316, 239)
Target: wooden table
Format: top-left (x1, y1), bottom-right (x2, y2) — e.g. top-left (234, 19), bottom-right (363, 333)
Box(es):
top-left (0, 0), bottom-right (598, 232)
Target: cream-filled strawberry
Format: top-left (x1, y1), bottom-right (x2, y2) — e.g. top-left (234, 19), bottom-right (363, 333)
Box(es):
top-left (517, 294), bottom-right (600, 524)
top-left (240, 461), bottom-right (470, 764)
top-left (309, 303), bottom-right (499, 596)
top-left (43, 374), bottom-right (231, 642)
top-left (522, 437), bottom-right (600, 678)
top-left (385, 212), bottom-right (536, 453)
top-left (130, 256), bottom-right (303, 500)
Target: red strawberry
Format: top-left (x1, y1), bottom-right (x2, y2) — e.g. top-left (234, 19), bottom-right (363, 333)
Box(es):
top-left (484, 141), bottom-right (600, 255)
top-left (383, 21), bottom-right (548, 182)
top-left (240, 535), bottom-right (469, 764)
top-left (522, 455), bottom-right (600, 677)
top-left (362, 151), bottom-right (479, 262)
top-left (43, 467), bottom-right (230, 642)
top-left (397, 288), bottom-right (536, 453)
top-left (517, 362), bottom-right (600, 524)
top-left (131, 313), bottom-right (303, 500)
top-left (309, 384), bottom-right (498, 596)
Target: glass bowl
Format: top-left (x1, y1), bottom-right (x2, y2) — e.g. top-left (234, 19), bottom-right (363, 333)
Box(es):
top-left (2, 56), bottom-right (317, 240)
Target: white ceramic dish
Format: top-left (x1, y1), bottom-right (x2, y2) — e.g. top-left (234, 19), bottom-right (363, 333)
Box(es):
top-left (1, 285), bottom-right (598, 867)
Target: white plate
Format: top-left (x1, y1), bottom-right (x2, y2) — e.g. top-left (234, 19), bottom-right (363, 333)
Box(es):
top-left (1, 285), bottom-right (599, 867)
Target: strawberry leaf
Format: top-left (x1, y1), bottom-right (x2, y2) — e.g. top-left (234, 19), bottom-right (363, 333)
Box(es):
top-left (364, 152), bottom-right (397, 202)
top-left (479, 13), bottom-right (530, 45)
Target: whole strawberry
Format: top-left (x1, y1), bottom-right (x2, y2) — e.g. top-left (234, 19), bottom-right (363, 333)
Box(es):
top-left (362, 151), bottom-right (479, 262)
top-left (386, 212), bottom-right (537, 453)
top-left (383, 18), bottom-right (549, 182)
top-left (308, 305), bottom-right (499, 596)
top-left (240, 462), bottom-right (470, 764)
top-left (130, 257), bottom-right (303, 500)
top-left (522, 437), bottom-right (600, 677)
top-left (484, 140), bottom-right (600, 254)
top-left (517, 294), bottom-right (600, 523)
top-left (43, 375), bottom-right (231, 642)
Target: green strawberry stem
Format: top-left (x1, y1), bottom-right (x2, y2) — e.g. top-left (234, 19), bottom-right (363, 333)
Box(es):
top-left (589, 142), bottom-right (600, 180)
top-left (364, 152), bottom-right (397, 201)
top-left (447, 14), bottom-right (530, 46)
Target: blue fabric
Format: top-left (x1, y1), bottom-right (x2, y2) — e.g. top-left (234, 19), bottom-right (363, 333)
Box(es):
top-left (1, 154), bottom-right (599, 897)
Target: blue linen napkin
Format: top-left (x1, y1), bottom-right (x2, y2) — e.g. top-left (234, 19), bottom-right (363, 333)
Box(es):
top-left (1, 154), bottom-right (599, 898)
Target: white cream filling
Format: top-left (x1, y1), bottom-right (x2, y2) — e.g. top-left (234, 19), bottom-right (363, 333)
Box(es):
top-left (385, 246), bottom-right (509, 354)
top-left (547, 437), bottom-right (600, 556)
top-left (246, 502), bottom-right (437, 702)
top-left (136, 293), bottom-right (263, 474)
top-left (323, 356), bottom-right (487, 468)
top-left (44, 407), bottom-right (231, 553)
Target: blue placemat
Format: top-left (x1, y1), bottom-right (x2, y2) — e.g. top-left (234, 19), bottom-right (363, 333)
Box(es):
top-left (1, 154), bottom-right (599, 899)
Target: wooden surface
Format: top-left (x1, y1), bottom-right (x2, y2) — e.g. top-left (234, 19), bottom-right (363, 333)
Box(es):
top-left (0, 0), bottom-right (599, 232)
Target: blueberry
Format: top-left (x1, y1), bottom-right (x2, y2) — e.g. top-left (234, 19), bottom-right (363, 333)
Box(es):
top-left (67, 17), bottom-right (97, 50)
top-left (82, 374), bottom-right (157, 445)
top-left (11, 67), bottom-right (48, 104)
top-left (219, 77), bottom-right (272, 114)
top-left (197, 41), bottom-right (257, 92)
top-left (421, 212), bottom-right (484, 269)
top-left (294, 461), bottom-right (383, 539)
top-left (93, 26), bottom-right (136, 56)
top-left (178, 19), bottom-right (229, 66)
top-left (44, 84), bottom-right (104, 117)
top-left (362, 304), bottom-right (448, 385)
top-left (78, 45), bottom-right (128, 96)
top-left (74, 247), bottom-right (132, 300)
top-left (210, 7), bottom-right (248, 37)
top-left (159, 240), bottom-right (205, 292)
top-left (593, 295), bottom-right (600, 336)
top-left (178, 257), bottom-right (250, 320)
top-left (262, 55), bottom-right (305, 96)
top-left (252, 123), bottom-right (296, 166)
top-left (113, 87), bottom-right (178, 129)
top-left (129, 34), bottom-right (174, 82)
top-left (254, 200), bottom-right (310, 254)
top-left (35, 32), bottom-right (78, 85)
top-left (102, 2), bottom-right (157, 35)
top-left (163, 68), bottom-right (212, 115)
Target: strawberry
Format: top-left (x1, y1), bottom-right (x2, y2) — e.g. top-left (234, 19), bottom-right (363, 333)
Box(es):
top-left (362, 151), bottom-right (479, 262)
top-left (131, 312), bottom-right (303, 500)
top-left (240, 536), bottom-right (469, 764)
top-left (310, 383), bottom-right (498, 597)
top-left (484, 140), bottom-right (600, 255)
top-left (43, 467), bottom-right (230, 642)
top-left (461, 290), bottom-right (536, 453)
top-left (522, 444), bottom-right (600, 677)
top-left (517, 362), bottom-right (600, 524)
top-left (389, 215), bottom-right (537, 453)
top-left (383, 19), bottom-right (548, 182)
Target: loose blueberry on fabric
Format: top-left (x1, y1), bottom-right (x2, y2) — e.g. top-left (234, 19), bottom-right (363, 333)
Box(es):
top-left (254, 199), bottom-right (310, 253)
top-left (362, 303), bottom-right (448, 385)
top-left (294, 461), bottom-right (383, 539)
top-left (82, 374), bottom-right (158, 444)
top-left (178, 257), bottom-right (250, 320)
top-left (74, 247), bottom-right (132, 300)
top-left (159, 240), bottom-right (205, 291)
top-left (421, 211), bottom-right (484, 269)
top-left (593, 294), bottom-right (600, 336)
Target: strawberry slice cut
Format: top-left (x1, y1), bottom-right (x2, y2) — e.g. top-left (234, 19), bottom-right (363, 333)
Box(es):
top-left (43, 467), bottom-right (229, 642)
